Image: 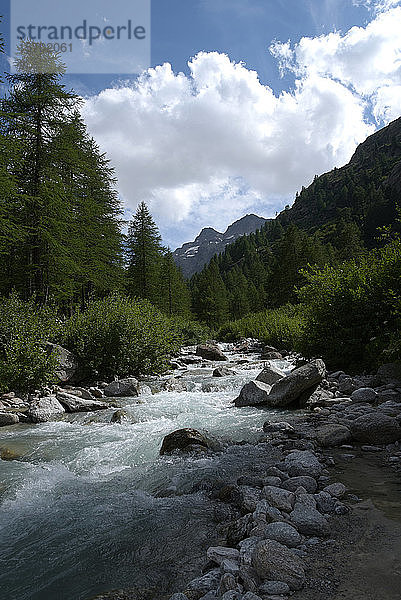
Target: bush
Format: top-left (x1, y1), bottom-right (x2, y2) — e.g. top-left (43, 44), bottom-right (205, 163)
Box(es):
top-left (218, 304), bottom-right (306, 350)
top-left (60, 294), bottom-right (182, 380)
top-left (172, 317), bottom-right (211, 346)
top-left (298, 239), bottom-right (401, 370)
top-left (0, 293), bottom-right (60, 394)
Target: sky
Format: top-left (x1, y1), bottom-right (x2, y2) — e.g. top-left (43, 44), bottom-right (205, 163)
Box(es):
top-left (2, 0), bottom-right (401, 249)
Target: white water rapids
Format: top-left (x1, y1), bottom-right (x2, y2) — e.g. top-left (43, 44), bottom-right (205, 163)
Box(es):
top-left (0, 348), bottom-right (293, 600)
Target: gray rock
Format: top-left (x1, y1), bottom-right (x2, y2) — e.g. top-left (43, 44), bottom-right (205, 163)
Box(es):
top-left (350, 412), bottom-right (401, 444)
top-left (262, 522), bottom-right (301, 547)
top-left (376, 362), bottom-right (401, 385)
top-left (314, 491), bottom-right (337, 514)
top-left (163, 377), bottom-right (188, 392)
top-left (242, 593), bottom-right (262, 600)
top-left (314, 424), bottom-right (352, 447)
top-left (256, 364), bottom-right (285, 386)
top-left (185, 569), bottom-right (221, 598)
top-left (217, 573), bottom-right (237, 596)
top-left (207, 547), bottom-right (240, 565)
top-left (281, 476), bottom-right (317, 494)
top-left (221, 559), bottom-right (240, 575)
top-left (239, 536), bottom-right (260, 566)
top-left (262, 486), bottom-right (295, 512)
top-left (251, 540), bottom-right (305, 591)
top-left (213, 367), bottom-right (236, 377)
top-left (160, 428), bottom-right (219, 455)
top-left (350, 388), bottom-right (378, 404)
top-left (56, 391), bottom-right (108, 412)
top-left (27, 396), bottom-right (65, 423)
top-left (282, 450), bottom-right (323, 479)
top-left (263, 421), bottom-right (293, 434)
top-left (234, 381), bottom-right (272, 407)
top-left (289, 499), bottom-right (330, 537)
top-left (196, 344), bottom-right (228, 361)
top-left (64, 387), bottom-right (95, 400)
top-left (169, 595), bottom-right (190, 600)
top-left (264, 359), bottom-right (326, 408)
top-left (323, 483), bottom-right (347, 498)
top-left (104, 378), bottom-right (139, 398)
top-left (221, 592), bottom-right (241, 600)
top-left (258, 582), bottom-right (290, 596)
top-left (110, 409), bottom-right (131, 424)
top-left (45, 342), bottom-right (78, 383)
top-left (0, 411), bottom-right (20, 426)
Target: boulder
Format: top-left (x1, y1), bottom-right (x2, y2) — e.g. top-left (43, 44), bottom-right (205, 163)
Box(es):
top-left (111, 409), bottom-right (131, 424)
top-left (263, 421), bottom-right (294, 434)
top-left (27, 396), bottom-right (65, 423)
top-left (313, 424), bottom-right (352, 447)
top-left (350, 412), bottom-right (401, 444)
top-left (376, 362), bottom-right (401, 385)
top-left (0, 412), bottom-right (19, 426)
top-left (262, 351), bottom-right (283, 360)
top-left (234, 381), bottom-right (272, 407)
top-left (323, 482), bottom-right (347, 498)
top-left (196, 344), bottom-right (228, 362)
top-left (282, 450), bottom-right (323, 479)
top-left (350, 388), bottom-right (378, 404)
top-left (262, 522), bottom-right (301, 548)
top-left (160, 428), bottom-right (219, 455)
top-left (163, 377), bottom-right (188, 392)
top-left (104, 378), bottom-right (139, 397)
top-left (256, 364), bottom-right (285, 386)
top-left (258, 581), bottom-right (290, 596)
top-left (56, 391), bottom-right (108, 412)
top-left (45, 342), bottom-right (78, 383)
top-left (185, 569), bottom-right (221, 599)
top-left (207, 547), bottom-right (240, 565)
top-left (213, 367), bottom-right (236, 377)
top-left (289, 498), bottom-right (330, 537)
top-left (262, 486), bottom-right (295, 512)
top-left (281, 476), bottom-right (317, 494)
top-left (264, 359), bottom-right (326, 408)
top-left (251, 539), bottom-right (305, 591)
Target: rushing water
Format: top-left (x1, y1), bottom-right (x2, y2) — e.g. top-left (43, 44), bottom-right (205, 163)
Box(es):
top-left (0, 350), bottom-right (292, 600)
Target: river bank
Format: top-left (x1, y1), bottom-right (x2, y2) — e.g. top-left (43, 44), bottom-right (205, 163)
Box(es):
top-left (1, 342), bottom-right (401, 600)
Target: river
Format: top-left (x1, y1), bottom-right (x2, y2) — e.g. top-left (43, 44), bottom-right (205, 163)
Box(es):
top-left (0, 347), bottom-right (292, 600)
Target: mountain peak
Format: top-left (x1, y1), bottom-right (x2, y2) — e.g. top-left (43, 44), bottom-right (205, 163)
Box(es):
top-left (173, 214), bottom-right (268, 278)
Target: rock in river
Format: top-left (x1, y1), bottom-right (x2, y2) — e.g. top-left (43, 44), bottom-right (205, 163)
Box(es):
top-left (160, 428), bottom-right (220, 455)
top-left (27, 396), bottom-right (65, 423)
top-left (251, 539), bottom-right (305, 591)
top-left (350, 412), bottom-right (401, 444)
top-left (104, 378), bottom-right (140, 398)
top-left (196, 344), bottom-right (228, 361)
top-left (256, 364), bottom-right (285, 386)
top-left (56, 391), bottom-right (108, 413)
top-left (0, 412), bottom-right (20, 426)
top-left (234, 381), bottom-right (272, 407)
top-left (264, 359), bottom-right (326, 408)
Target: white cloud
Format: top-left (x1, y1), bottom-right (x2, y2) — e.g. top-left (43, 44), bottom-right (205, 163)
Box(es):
top-left (82, 6), bottom-right (401, 248)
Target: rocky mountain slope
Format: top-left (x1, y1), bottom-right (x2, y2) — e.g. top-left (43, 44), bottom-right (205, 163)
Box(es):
top-left (173, 214), bottom-right (269, 278)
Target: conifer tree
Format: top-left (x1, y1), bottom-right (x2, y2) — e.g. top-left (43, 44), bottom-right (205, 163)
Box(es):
top-left (126, 201), bottom-right (163, 303)
top-left (158, 249), bottom-right (192, 317)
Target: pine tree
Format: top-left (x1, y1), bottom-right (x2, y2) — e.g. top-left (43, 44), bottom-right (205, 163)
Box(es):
top-left (126, 201), bottom-right (163, 303)
top-left (191, 259), bottom-right (229, 326)
top-left (0, 40), bottom-right (123, 303)
top-left (158, 249), bottom-right (192, 317)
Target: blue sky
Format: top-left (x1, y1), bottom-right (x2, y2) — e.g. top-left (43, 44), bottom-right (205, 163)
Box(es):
top-left (1, 0), bottom-right (401, 248)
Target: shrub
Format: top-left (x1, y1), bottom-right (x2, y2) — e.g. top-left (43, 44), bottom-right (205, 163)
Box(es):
top-left (298, 239), bottom-right (401, 370)
top-left (218, 304), bottom-right (306, 350)
top-left (60, 294), bottom-right (182, 380)
top-left (0, 293), bottom-right (60, 393)
top-left (172, 317), bottom-right (211, 346)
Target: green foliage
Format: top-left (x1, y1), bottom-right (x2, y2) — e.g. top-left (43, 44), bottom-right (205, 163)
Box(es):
top-left (0, 293), bottom-right (60, 393)
top-left (172, 317), bottom-right (211, 346)
top-left (60, 294), bottom-right (182, 380)
top-left (0, 41), bottom-right (123, 303)
top-left (219, 304), bottom-right (306, 350)
top-left (298, 239), bottom-right (401, 370)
